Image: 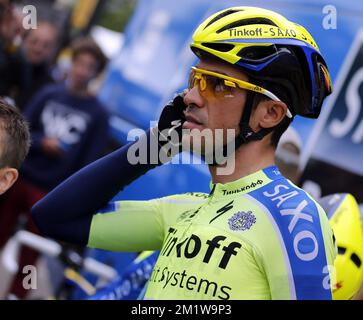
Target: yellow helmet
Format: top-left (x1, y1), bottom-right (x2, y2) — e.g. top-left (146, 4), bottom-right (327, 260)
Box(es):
top-left (190, 6), bottom-right (332, 120)
top-left (319, 193), bottom-right (363, 300)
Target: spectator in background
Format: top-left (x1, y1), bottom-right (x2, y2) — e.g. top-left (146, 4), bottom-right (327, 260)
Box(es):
top-left (1, 2), bottom-right (22, 41)
top-left (0, 1), bottom-right (18, 37)
top-left (15, 21), bottom-right (59, 110)
top-left (0, 99), bottom-right (30, 195)
top-left (0, 37), bottom-right (109, 299)
top-left (0, 1), bottom-right (28, 99)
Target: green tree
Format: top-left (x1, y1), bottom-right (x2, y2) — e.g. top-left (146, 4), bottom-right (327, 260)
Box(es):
top-left (97, 0), bottom-right (137, 32)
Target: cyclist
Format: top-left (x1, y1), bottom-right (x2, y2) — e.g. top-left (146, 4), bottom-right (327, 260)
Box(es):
top-left (84, 191), bottom-right (363, 301)
top-left (32, 7), bottom-right (335, 300)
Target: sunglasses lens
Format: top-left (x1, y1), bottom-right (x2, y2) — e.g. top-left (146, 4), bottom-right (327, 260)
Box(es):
top-left (206, 75), bottom-right (233, 98)
top-left (188, 70), bottom-right (201, 91)
top-left (188, 72), bottom-right (211, 97)
top-left (189, 69), bottom-right (235, 99)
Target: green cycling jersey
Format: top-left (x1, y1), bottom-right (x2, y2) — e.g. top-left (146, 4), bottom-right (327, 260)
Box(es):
top-left (88, 166), bottom-right (336, 300)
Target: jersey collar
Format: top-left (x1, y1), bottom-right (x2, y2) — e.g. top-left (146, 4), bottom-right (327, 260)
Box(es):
top-left (209, 165), bottom-right (285, 198)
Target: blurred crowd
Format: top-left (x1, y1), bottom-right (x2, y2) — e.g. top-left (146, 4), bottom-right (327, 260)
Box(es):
top-left (0, 0), bottom-right (111, 299)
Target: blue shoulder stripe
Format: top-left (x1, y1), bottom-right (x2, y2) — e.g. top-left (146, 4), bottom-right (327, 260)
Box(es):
top-left (248, 178), bottom-right (332, 300)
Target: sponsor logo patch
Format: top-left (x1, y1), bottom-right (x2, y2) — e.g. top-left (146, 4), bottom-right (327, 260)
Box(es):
top-left (228, 211), bottom-right (256, 231)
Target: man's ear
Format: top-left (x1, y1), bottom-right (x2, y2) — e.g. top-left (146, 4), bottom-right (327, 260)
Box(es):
top-left (0, 168), bottom-right (18, 195)
top-left (257, 100), bottom-right (289, 129)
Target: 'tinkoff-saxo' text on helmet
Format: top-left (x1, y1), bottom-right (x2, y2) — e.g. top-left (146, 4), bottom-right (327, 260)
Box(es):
top-left (190, 6), bottom-right (333, 122)
top-left (319, 193), bottom-right (363, 300)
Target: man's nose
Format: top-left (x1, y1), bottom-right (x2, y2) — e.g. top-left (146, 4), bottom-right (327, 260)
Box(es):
top-left (183, 86), bottom-right (204, 109)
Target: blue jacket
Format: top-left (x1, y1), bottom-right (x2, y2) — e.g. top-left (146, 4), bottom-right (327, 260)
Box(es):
top-left (22, 83), bottom-right (109, 191)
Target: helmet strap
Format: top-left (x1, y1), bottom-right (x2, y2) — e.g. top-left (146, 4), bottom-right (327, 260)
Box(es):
top-left (207, 92), bottom-right (275, 167)
top-left (235, 91), bottom-right (275, 148)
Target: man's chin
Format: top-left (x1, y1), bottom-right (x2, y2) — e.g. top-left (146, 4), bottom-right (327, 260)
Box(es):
top-left (181, 133), bottom-right (221, 160)
top-left (181, 131), bottom-right (236, 165)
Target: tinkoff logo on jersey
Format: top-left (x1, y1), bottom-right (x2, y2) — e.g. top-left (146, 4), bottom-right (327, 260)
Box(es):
top-left (228, 211), bottom-right (256, 231)
top-left (222, 180), bottom-right (264, 196)
top-left (161, 227), bottom-right (242, 270)
top-left (153, 228), bottom-right (243, 300)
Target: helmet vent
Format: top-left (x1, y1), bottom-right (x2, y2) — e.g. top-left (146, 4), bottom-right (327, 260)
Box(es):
top-left (201, 42), bottom-right (234, 52)
top-left (337, 246), bottom-right (346, 255)
top-left (237, 45), bottom-right (278, 62)
top-left (351, 253), bottom-right (362, 268)
top-left (217, 18), bottom-right (277, 34)
top-left (204, 9), bottom-right (243, 29)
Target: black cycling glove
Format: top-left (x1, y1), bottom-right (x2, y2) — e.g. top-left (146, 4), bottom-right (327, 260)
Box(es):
top-left (154, 92), bottom-right (187, 161)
